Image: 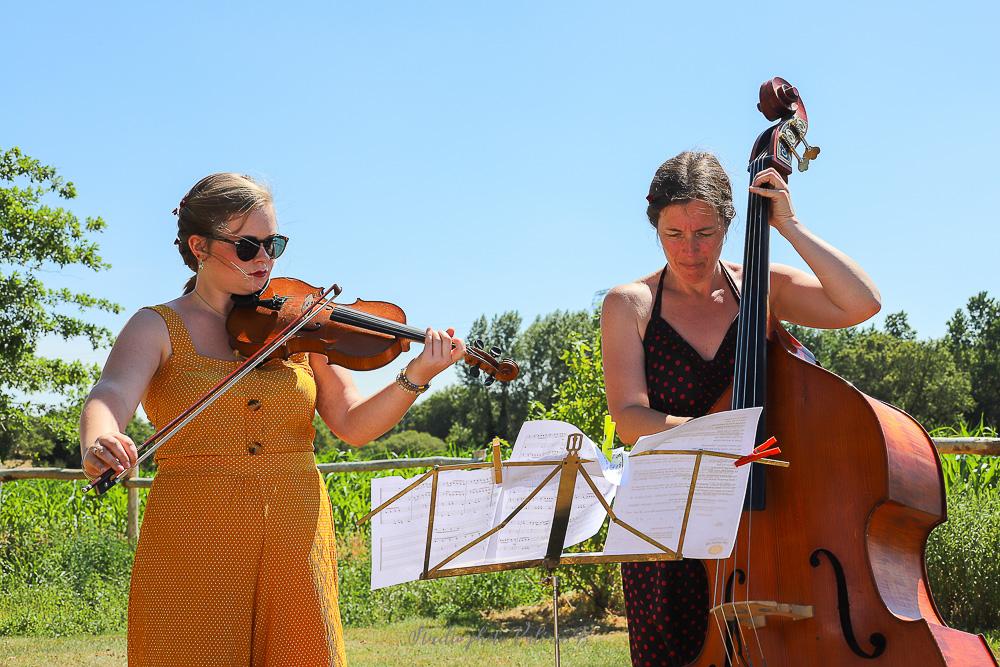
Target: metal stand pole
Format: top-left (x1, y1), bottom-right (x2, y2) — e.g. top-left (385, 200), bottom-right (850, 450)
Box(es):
top-left (548, 572), bottom-right (561, 667)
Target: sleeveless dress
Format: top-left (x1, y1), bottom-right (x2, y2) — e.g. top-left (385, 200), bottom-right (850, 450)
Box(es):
top-left (128, 305), bottom-right (347, 666)
top-left (621, 264), bottom-right (740, 667)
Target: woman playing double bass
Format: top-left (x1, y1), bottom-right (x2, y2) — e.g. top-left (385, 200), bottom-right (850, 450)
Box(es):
top-left (78, 173), bottom-right (467, 665)
top-left (601, 151), bottom-right (881, 666)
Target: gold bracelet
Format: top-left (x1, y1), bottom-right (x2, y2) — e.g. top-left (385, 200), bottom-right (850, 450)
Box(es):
top-left (395, 369), bottom-right (430, 395)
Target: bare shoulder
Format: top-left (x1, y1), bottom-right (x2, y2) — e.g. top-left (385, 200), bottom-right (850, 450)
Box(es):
top-left (602, 272), bottom-right (662, 340)
top-left (116, 307), bottom-right (171, 363)
top-left (124, 307), bottom-right (169, 338)
top-left (603, 272), bottom-right (659, 317)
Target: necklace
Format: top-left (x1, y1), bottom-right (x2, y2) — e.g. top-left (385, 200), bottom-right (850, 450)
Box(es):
top-left (192, 289), bottom-right (227, 318)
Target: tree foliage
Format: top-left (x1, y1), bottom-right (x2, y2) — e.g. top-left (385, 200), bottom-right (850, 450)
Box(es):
top-left (401, 309), bottom-right (593, 449)
top-left (528, 311), bottom-right (608, 442)
top-left (946, 292), bottom-right (1000, 427)
top-left (0, 146), bottom-right (120, 461)
top-left (786, 312), bottom-right (974, 428)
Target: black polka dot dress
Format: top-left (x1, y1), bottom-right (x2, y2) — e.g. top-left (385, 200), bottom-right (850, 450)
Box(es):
top-left (621, 264), bottom-right (739, 667)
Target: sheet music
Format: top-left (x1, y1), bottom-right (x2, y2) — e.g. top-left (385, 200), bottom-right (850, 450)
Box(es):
top-left (369, 409), bottom-right (764, 589)
top-left (370, 476), bottom-right (431, 590)
top-left (487, 420), bottom-right (617, 562)
top-left (370, 469), bottom-right (499, 590)
top-left (487, 460), bottom-right (614, 563)
top-left (427, 469), bottom-right (498, 570)
top-left (603, 407), bottom-right (762, 559)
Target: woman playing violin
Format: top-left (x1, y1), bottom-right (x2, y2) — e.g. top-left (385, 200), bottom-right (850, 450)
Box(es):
top-left (78, 173), bottom-right (466, 666)
top-left (601, 151), bottom-right (881, 666)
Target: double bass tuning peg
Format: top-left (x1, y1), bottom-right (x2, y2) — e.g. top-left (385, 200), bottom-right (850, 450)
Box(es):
top-left (782, 120), bottom-right (821, 172)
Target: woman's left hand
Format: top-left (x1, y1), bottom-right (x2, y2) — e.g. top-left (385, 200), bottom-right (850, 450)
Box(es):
top-left (405, 327), bottom-right (467, 385)
top-left (749, 168), bottom-right (798, 233)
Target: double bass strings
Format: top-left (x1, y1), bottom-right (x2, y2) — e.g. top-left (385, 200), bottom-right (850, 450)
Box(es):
top-left (720, 154), bottom-right (770, 666)
top-left (744, 155), bottom-right (768, 666)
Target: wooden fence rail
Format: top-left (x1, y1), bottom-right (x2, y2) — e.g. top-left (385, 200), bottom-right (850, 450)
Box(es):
top-left (0, 455), bottom-right (486, 545)
top-left (1, 441), bottom-right (997, 545)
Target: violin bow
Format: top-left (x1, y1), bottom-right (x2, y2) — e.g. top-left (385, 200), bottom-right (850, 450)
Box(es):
top-left (83, 283), bottom-right (343, 496)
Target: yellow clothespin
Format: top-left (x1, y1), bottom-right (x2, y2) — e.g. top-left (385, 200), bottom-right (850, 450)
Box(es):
top-left (602, 415), bottom-right (616, 458)
top-left (491, 437), bottom-right (503, 484)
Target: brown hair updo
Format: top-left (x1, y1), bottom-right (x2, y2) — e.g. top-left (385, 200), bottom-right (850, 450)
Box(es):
top-left (645, 151), bottom-right (736, 230)
top-left (173, 173), bottom-right (273, 294)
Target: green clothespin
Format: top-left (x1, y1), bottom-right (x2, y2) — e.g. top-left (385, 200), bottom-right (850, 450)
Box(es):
top-left (602, 414), bottom-right (616, 458)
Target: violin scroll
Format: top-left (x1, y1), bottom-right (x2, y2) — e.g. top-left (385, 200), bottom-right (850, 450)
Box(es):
top-left (466, 339), bottom-right (520, 386)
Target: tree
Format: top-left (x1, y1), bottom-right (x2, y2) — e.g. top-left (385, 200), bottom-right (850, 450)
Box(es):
top-left (447, 309), bottom-right (593, 446)
top-left (786, 313), bottom-right (973, 428)
top-left (512, 309), bottom-right (593, 409)
top-left (399, 384), bottom-right (472, 440)
top-left (946, 292), bottom-right (1000, 426)
top-left (459, 311), bottom-right (523, 443)
top-left (0, 147), bottom-right (120, 461)
top-left (529, 311), bottom-right (608, 442)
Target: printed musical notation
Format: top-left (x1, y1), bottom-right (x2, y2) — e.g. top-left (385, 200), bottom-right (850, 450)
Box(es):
top-left (603, 408), bottom-right (762, 559)
top-left (370, 409), bottom-right (762, 589)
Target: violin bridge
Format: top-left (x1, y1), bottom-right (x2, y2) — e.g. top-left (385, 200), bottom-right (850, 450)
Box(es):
top-left (710, 601), bottom-right (814, 629)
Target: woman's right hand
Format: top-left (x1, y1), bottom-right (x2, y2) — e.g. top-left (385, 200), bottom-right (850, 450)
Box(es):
top-left (82, 432), bottom-right (139, 481)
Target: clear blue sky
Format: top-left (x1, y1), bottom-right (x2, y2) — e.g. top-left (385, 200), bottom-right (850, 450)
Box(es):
top-left (6, 1), bottom-right (999, 398)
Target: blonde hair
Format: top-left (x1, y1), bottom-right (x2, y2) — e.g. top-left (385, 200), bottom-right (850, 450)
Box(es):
top-left (173, 173), bottom-right (273, 294)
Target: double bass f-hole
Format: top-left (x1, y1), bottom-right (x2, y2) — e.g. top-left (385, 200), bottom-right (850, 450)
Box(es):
top-left (810, 548), bottom-right (887, 660)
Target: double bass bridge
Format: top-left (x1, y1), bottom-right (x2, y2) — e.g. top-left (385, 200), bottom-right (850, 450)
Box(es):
top-left (710, 600), bottom-right (814, 629)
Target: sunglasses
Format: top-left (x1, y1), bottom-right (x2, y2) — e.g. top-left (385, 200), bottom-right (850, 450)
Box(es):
top-left (211, 234), bottom-right (289, 261)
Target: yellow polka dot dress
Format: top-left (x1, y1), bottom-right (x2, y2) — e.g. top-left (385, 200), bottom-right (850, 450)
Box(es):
top-left (129, 305), bottom-right (347, 666)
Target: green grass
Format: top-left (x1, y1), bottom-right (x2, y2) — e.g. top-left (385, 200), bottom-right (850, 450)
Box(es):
top-left (0, 618), bottom-right (630, 666)
top-left (1, 618), bottom-right (995, 665)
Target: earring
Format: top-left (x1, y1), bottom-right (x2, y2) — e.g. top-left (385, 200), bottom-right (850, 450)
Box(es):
top-left (198, 258), bottom-right (205, 271)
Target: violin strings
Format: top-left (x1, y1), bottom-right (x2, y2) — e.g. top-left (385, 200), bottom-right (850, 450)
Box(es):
top-left (328, 306), bottom-right (426, 340)
top-left (327, 306), bottom-right (498, 369)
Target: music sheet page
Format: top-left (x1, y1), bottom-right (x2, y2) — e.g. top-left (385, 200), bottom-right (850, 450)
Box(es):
top-left (603, 407), bottom-right (762, 559)
top-left (370, 468), bottom-right (499, 590)
top-left (370, 475), bottom-right (431, 590)
top-left (488, 420), bottom-right (616, 563)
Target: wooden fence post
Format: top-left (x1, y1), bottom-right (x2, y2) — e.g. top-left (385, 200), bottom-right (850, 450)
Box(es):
top-left (127, 466), bottom-right (139, 546)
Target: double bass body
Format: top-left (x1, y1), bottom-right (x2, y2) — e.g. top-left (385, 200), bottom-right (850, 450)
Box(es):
top-left (693, 322), bottom-right (998, 666)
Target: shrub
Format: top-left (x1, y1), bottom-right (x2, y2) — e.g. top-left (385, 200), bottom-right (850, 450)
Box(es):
top-left (927, 493), bottom-right (1000, 632)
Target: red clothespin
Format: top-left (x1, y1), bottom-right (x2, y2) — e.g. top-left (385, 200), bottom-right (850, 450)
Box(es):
top-left (734, 436), bottom-right (781, 467)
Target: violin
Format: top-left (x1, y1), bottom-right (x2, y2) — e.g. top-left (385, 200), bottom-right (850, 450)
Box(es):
top-left (226, 277), bottom-right (520, 385)
top-left (85, 278), bottom-right (519, 496)
top-left (691, 78), bottom-right (998, 666)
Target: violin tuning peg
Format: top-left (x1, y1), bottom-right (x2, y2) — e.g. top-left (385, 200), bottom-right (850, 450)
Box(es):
top-left (470, 366), bottom-right (481, 378)
top-left (484, 376), bottom-right (496, 387)
top-left (474, 339), bottom-right (484, 350)
top-left (490, 346), bottom-right (503, 357)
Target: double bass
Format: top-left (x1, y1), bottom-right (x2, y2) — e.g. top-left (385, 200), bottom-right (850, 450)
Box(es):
top-left (693, 78), bottom-right (998, 666)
